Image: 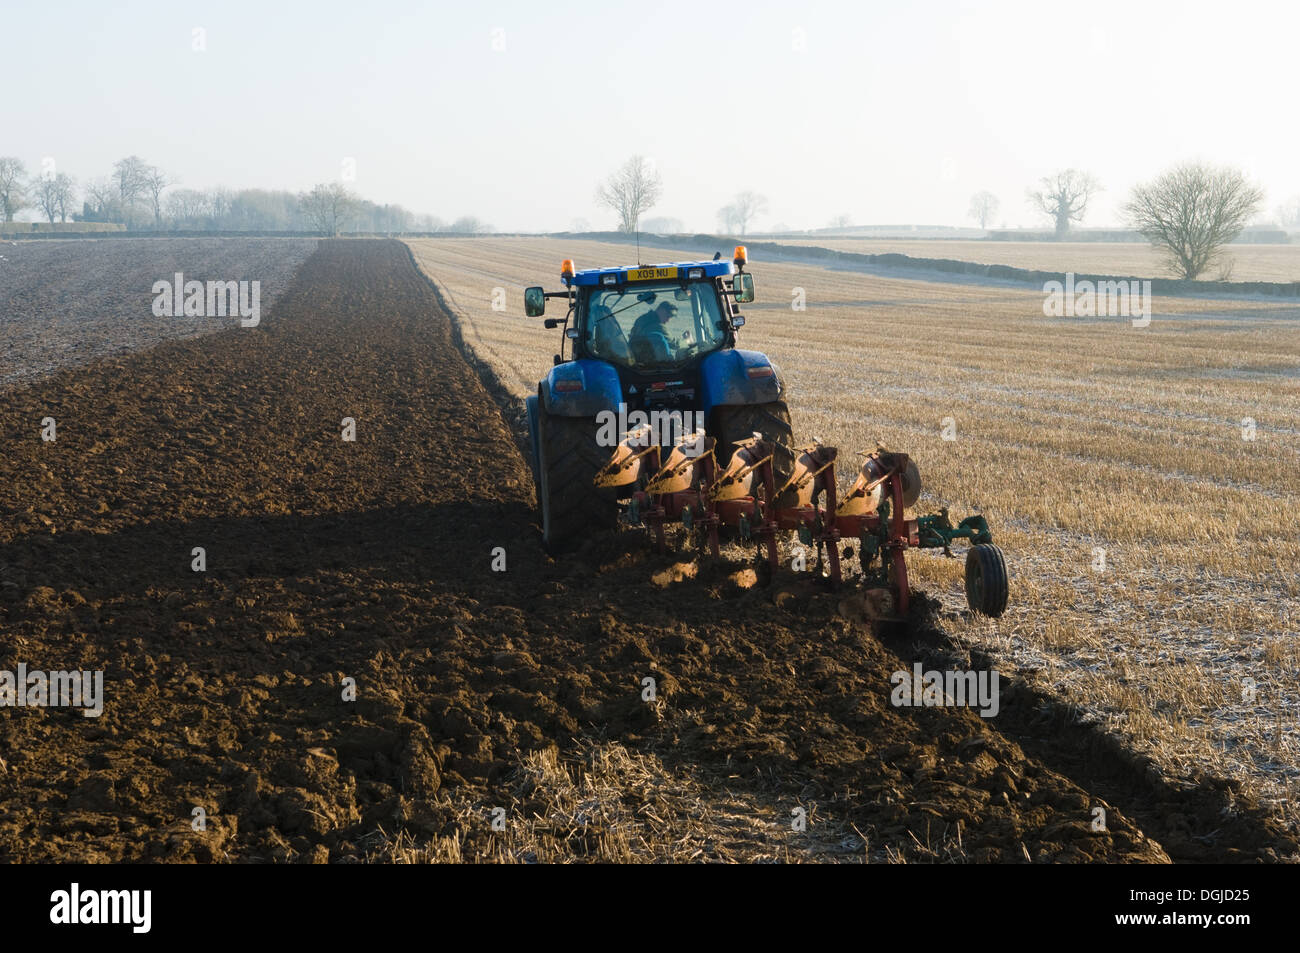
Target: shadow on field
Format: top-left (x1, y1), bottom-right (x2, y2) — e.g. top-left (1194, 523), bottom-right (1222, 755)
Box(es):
top-left (876, 611), bottom-right (1299, 863)
top-left (0, 501), bottom-right (541, 603)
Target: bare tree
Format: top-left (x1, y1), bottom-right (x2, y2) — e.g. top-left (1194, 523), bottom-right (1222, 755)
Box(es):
top-left (1123, 161), bottom-right (1264, 280)
top-left (448, 215), bottom-right (489, 233)
top-left (1276, 196), bottom-right (1300, 229)
top-left (828, 214), bottom-right (853, 230)
top-left (51, 173), bottom-right (76, 223)
top-left (112, 155), bottom-right (150, 225)
top-left (727, 190), bottom-right (767, 236)
top-left (82, 177), bottom-right (118, 221)
top-left (166, 188), bottom-right (213, 229)
top-left (968, 191), bottom-right (1000, 230)
top-left (299, 182), bottom-right (358, 236)
top-left (595, 155), bottom-right (662, 233)
top-left (1028, 169), bottom-right (1101, 238)
top-left (0, 157), bottom-right (28, 222)
top-left (141, 165), bottom-right (173, 227)
top-left (33, 171), bottom-right (60, 223)
top-left (208, 186), bottom-right (235, 224)
top-left (716, 204), bottom-right (740, 234)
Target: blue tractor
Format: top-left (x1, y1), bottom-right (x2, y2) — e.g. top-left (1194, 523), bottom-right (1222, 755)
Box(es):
top-left (523, 246), bottom-right (794, 550)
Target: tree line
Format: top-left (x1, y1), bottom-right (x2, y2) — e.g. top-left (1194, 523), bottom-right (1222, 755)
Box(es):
top-left (0, 155), bottom-right (489, 235)
top-left (594, 155), bottom-right (1300, 280)
top-left (961, 163), bottom-right (1297, 278)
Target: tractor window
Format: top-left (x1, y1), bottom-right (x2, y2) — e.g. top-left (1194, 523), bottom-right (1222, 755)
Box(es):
top-left (584, 281), bottom-right (727, 369)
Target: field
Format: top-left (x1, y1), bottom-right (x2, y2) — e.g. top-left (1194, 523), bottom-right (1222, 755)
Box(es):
top-left (1, 236), bottom-right (1296, 863)
top-left (771, 238), bottom-right (1300, 283)
top-left (0, 238), bottom-right (316, 392)
top-left (409, 235), bottom-right (1300, 850)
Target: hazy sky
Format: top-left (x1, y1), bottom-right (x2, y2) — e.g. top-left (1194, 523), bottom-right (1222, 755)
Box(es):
top-left (7, 0), bottom-right (1299, 231)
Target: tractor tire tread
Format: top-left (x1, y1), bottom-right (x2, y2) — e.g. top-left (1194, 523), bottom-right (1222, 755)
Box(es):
top-left (540, 412), bottom-right (618, 550)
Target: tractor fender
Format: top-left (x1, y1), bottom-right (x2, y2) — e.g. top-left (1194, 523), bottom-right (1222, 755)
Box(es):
top-left (698, 349), bottom-right (785, 417)
top-left (539, 359), bottom-right (624, 418)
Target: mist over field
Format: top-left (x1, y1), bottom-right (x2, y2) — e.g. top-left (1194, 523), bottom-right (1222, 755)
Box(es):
top-left (2, 0), bottom-right (1299, 895)
top-left (4, 0), bottom-right (1299, 233)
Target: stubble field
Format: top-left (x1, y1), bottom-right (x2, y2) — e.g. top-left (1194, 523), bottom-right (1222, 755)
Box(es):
top-left (769, 238), bottom-right (1300, 283)
top-left (408, 235), bottom-right (1300, 840)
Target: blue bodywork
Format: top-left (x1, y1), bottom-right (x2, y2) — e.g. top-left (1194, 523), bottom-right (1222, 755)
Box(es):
top-left (526, 258), bottom-right (782, 475)
top-left (698, 348), bottom-right (784, 409)
top-left (539, 359), bottom-right (624, 418)
top-left (534, 350), bottom-right (782, 418)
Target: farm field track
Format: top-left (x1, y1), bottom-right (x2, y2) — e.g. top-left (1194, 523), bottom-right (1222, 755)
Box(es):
top-left (7, 237), bottom-right (1284, 862)
top-left (0, 238), bottom-right (318, 393)
top-left (408, 236), bottom-right (1300, 860)
top-left (772, 238), bottom-right (1300, 283)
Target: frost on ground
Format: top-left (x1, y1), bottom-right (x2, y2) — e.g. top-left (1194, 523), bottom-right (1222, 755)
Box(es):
top-left (0, 238), bottom-right (316, 393)
top-left (406, 236), bottom-right (1300, 852)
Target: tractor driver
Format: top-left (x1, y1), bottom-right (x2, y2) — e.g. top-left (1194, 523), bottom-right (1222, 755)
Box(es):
top-left (628, 300), bottom-right (679, 365)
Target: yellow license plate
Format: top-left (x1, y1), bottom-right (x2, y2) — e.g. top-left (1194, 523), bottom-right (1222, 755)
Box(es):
top-left (626, 266), bottom-right (679, 281)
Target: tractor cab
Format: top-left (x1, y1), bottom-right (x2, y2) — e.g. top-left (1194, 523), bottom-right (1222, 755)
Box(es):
top-left (571, 262), bottom-right (743, 373)
top-left (525, 250), bottom-right (754, 380)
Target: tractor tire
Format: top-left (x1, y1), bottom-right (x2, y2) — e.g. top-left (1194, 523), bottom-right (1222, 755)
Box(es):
top-left (713, 400), bottom-right (797, 498)
top-left (537, 411), bottom-right (619, 552)
top-left (964, 543), bottom-right (1008, 617)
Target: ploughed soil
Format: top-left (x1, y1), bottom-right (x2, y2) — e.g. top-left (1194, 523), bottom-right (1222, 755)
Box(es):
top-left (0, 237), bottom-right (315, 393)
top-left (0, 239), bottom-right (1291, 862)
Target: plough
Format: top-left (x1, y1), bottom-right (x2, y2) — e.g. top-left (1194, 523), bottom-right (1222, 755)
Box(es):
top-left (595, 426), bottom-right (1009, 619)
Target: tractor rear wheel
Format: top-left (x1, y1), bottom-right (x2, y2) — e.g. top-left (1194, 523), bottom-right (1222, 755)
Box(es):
top-left (537, 411), bottom-right (619, 552)
top-left (713, 400), bottom-right (796, 498)
top-left (964, 543), bottom-right (1008, 617)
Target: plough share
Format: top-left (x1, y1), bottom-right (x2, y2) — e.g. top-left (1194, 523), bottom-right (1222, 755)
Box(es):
top-left (595, 426), bottom-right (1009, 620)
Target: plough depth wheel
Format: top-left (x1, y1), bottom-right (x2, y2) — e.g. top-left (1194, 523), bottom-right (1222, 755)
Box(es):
top-left (964, 543), bottom-right (1008, 617)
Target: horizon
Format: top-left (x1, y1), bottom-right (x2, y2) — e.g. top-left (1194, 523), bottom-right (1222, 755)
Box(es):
top-left (5, 0), bottom-right (1299, 232)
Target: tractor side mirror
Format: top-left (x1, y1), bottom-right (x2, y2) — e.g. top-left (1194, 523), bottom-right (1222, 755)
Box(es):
top-left (734, 273), bottom-right (755, 303)
top-left (524, 286), bottom-right (546, 317)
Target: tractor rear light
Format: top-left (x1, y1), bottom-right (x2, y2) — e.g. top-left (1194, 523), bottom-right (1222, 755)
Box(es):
top-left (561, 259), bottom-right (575, 278)
top-left (555, 379), bottom-right (583, 392)
top-left (733, 245), bottom-right (747, 266)
top-left (746, 365), bottom-right (773, 379)
top-left (687, 267), bottom-right (704, 279)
